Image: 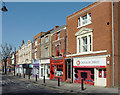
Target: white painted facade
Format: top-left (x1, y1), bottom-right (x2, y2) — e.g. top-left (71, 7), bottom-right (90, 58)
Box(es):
top-left (39, 59), bottom-right (50, 79)
top-left (18, 40), bottom-right (32, 65)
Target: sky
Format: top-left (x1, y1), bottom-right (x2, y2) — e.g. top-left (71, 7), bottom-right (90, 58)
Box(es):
top-left (2, 2), bottom-right (95, 50)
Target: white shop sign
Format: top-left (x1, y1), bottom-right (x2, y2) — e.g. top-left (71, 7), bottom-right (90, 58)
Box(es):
top-left (73, 57), bottom-right (106, 67)
top-left (40, 59), bottom-right (50, 64)
top-left (33, 59), bottom-right (40, 64)
top-left (19, 65), bottom-right (22, 68)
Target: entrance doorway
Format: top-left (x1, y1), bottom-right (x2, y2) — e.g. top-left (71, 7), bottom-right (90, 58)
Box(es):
top-left (95, 68), bottom-right (106, 86)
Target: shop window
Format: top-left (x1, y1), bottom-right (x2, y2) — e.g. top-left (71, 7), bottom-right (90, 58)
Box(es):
top-left (99, 69), bottom-right (102, 78)
top-left (91, 75), bottom-right (94, 79)
top-left (55, 65), bottom-right (63, 77)
top-left (75, 74), bottom-right (78, 78)
top-left (104, 69), bottom-right (106, 78)
top-left (81, 72), bottom-right (87, 79)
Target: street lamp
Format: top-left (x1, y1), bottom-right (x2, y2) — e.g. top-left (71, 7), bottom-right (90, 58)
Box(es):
top-left (1, 1), bottom-right (8, 12)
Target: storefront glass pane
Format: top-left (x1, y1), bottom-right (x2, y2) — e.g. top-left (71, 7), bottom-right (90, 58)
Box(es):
top-left (55, 65), bottom-right (63, 77)
top-left (41, 68), bottom-right (43, 77)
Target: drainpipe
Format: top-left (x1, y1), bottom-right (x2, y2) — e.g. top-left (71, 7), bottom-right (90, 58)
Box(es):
top-left (112, 0), bottom-right (114, 87)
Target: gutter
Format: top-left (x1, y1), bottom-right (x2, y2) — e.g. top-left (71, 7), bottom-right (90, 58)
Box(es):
top-left (112, 0), bottom-right (114, 87)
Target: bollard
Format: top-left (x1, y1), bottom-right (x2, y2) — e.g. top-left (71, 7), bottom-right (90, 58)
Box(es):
top-left (24, 73), bottom-right (25, 78)
top-left (29, 73), bottom-right (30, 79)
top-left (43, 76), bottom-right (45, 83)
top-left (36, 75), bottom-right (37, 81)
top-left (17, 73), bottom-right (18, 76)
top-left (58, 77), bottom-right (60, 86)
top-left (19, 73), bottom-right (21, 78)
top-left (81, 79), bottom-right (84, 90)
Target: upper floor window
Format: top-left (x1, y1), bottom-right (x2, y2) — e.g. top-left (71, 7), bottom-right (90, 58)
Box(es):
top-left (35, 48), bottom-right (37, 59)
top-left (35, 40), bottom-right (37, 46)
top-left (56, 32), bottom-right (60, 40)
top-left (45, 36), bottom-right (49, 43)
top-left (78, 13), bottom-right (91, 28)
top-left (45, 47), bottom-right (49, 57)
top-left (56, 45), bottom-right (60, 56)
top-left (75, 28), bottom-right (93, 54)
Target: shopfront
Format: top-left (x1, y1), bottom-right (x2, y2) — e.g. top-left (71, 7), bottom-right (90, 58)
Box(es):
top-left (73, 57), bottom-right (106, 86)
top-left (50, 56), bottom-right (65, 81)
top-left (15, 64), bottom-right (19, 74)
top-left (32, 59), bottom-right (40, 77)
top-left (40, 59), bottom-right (50, 79)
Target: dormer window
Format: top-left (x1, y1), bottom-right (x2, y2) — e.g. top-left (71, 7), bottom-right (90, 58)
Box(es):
top-left (78, 13), bottom-right (91, 28)
top-left (75, 28), bottom-right (93, 54)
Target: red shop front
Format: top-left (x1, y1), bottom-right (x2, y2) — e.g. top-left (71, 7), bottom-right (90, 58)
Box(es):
top-left (50, 56), bottom-right (65, 81)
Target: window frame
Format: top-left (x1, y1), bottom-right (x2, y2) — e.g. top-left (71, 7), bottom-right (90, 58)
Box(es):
top-left (77, 13), bottom-right (92, 28)
top-left (77, 32), bottom-right (93, 54)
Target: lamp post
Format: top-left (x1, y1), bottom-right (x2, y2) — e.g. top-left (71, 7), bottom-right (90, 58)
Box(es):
top-left (14, 47), bottom-right (16, 76)
top-left (1, 1), bottom-right (8, 12)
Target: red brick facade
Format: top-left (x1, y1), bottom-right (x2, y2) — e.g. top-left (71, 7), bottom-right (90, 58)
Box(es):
top-left (51, 25), bottom-right (67, 57)
top-left (66, 2), bottom-right (120, 87)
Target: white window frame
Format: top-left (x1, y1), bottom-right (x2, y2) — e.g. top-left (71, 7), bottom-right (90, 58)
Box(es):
top-left (77, 32), bottom-right (93, 54)
top-left (77, 13), bottom-right (92, 28)
top-left (45, 36), bottom-right (49, 43)
top-left (35, 48), bottom-right (37, 59)
top-left (35, 40), bottom-right (37, 46)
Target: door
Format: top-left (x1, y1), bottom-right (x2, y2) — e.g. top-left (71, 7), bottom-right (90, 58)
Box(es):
top-left (95, 68), bottom-right (106, 86)
top-left (40, 64), bottom-right (44, 79)
top-left (50, 65), bottom-right (55, 79)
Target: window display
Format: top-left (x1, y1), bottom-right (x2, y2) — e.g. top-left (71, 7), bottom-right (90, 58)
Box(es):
top-left (55, 65), bottom-right (63, 77)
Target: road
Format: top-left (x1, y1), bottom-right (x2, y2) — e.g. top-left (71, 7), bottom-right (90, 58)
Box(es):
top-left (1, 73), bottom-right (79, 95)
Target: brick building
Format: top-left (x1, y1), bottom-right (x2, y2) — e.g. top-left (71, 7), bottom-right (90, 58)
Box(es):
top-left (66, 1), bottom-right (120, 87)
top-left (32, 32), bottom-right (45, 78)
top-left (39, 29), bottom-right (54, 79)
top-left (50, 25), bottom-right (68, 82)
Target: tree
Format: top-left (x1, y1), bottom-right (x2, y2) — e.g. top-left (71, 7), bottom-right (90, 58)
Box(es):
top-left (0, 43), bottom-right (12, 74)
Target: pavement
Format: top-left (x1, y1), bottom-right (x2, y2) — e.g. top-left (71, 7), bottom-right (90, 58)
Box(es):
top-left (10, 72), bottom-right (119, 94)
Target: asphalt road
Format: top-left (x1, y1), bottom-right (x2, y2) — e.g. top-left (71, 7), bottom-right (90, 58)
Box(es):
top-left (1, 73), bottom-right (78, 95)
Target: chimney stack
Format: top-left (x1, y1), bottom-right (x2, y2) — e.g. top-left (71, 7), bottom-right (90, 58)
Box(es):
top-left (54, 26), bottom-right (59, 29)
top-left (22, 40), bottom-right (24, 45)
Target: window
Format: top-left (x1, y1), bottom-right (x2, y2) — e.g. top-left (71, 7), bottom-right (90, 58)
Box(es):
top-left (89, 35), bottom-right (92, 51)
top-left (99, 69), bottom-right (102, 78)
top-left (35, 40), bottom-right (37, 46)
top-left (56, 45), bottom-right (59, 56)
top-left (104, 69), bottom-right (106, 78)
top-left (45, 36), bottom-right (49, 43)
top-left (78, 13), bottom-right (91, 27)
top-left (35, 48), bottom-right (37, 59)
top-left (78, 18), bottom-right (81, 27)
top-left (77, 34), bottom-right (92, 53)
top-left (56, 32), bottom-right (60, 40)
top-left (82, 15), bottom-right (87, 25)
top-left (45, 47), bottom-right (49, 57)
top-left (82, 36), bottom-right (87, 52)
top-left (78, 38), bottom-right (80, 53)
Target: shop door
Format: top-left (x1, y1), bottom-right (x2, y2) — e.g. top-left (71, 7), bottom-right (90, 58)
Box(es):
top-left (95, 68), bottom-right (106, 86)
top-left (50, 65), bottom-right (55, 79)
top-left (45, 64), bottom-right (50, 79)
top-left (40, 64), bottom-right (44, 79)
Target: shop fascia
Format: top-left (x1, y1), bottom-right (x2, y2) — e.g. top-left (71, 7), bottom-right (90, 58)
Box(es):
top-left (73, 57), bottom-right (106, 68)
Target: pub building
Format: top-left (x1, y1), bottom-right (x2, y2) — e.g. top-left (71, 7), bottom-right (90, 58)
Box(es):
top-left (66, 1), bottom-right (119, 87)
